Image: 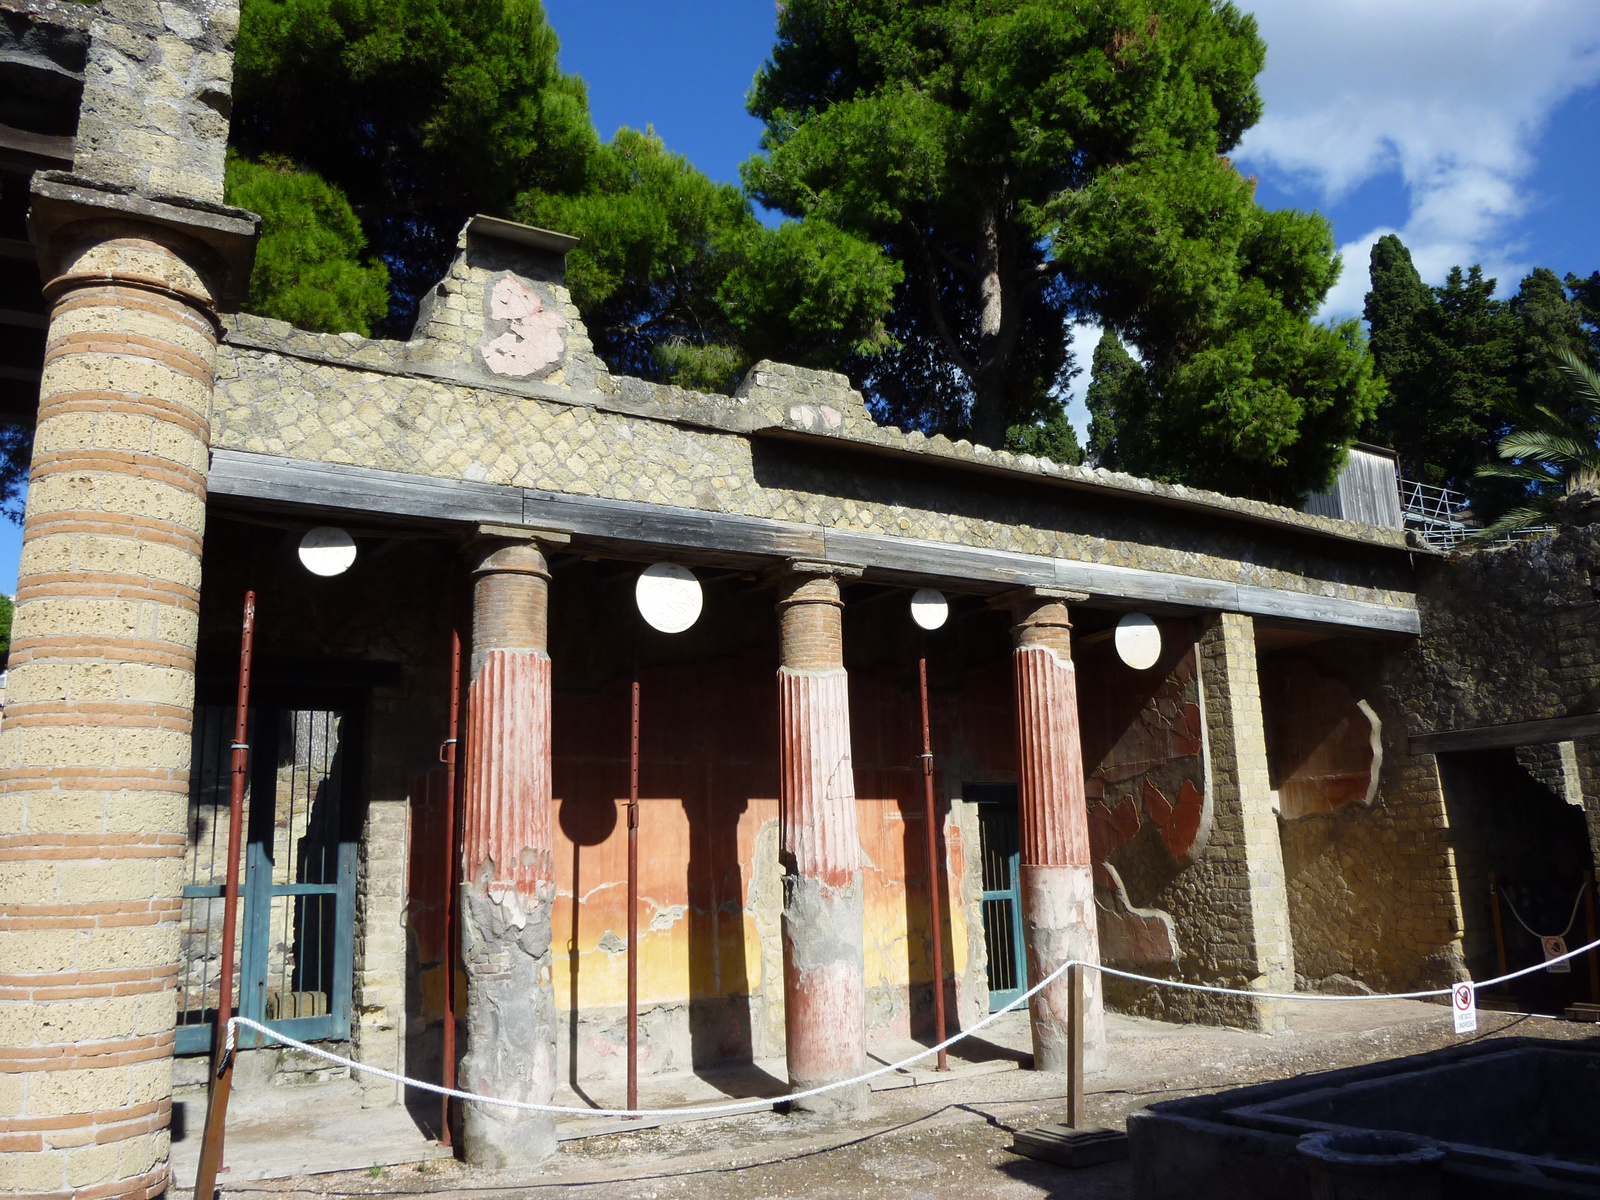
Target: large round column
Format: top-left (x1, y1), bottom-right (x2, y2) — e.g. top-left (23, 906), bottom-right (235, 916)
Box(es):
top-left (1007, 589), bottom-right (1106, 1073)
top-left (0, 217), bottom-right (234, 1198)
top-left (458, 537), bottom-right (558, 1166)
top-left (773, 564), bottom-right (867, 1116)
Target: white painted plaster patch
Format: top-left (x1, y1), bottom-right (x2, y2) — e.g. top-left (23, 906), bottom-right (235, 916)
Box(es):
top-left (649, 904), bottom-right (687, 932)
top-left (482, 275), bottom-right (565, 378)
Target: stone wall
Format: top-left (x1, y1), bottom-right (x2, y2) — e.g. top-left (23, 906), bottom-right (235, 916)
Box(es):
top-left (70, 0), bottom-right (237, 205)
top-left (210, 232), bottom-right (1417, 622)
top-left (192, 518), bottom-right (459, 1092)
top-left (1277, 510), bottom-right (1600, 997)
top-left (1272, 638), bottom-right (1467, 994)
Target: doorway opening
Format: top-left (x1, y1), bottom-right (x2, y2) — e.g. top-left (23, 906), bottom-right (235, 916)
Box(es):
top-left (176, 695), bottom-right (365, 1053)
top-left (968, 783), bottom-right (1027, 1012)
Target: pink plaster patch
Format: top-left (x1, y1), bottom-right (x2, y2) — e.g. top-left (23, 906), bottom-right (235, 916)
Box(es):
top-left (482, 274), bottom-right (566, 377)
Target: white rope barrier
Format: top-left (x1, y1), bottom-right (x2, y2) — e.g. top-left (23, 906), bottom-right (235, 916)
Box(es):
top-left (222, 933), bottom-right (1600, 1121)
top-left (1499, 880), bottom-right (1588, 943)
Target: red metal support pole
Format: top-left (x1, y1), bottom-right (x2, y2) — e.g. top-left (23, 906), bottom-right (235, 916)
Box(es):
top-left (918, 651), bottom-right (949, 1071)
top-left (627, 675), bottom-right (641, 1114)
top-left (439, 626), bottom-right (462, 1146)
top-left (194, 590), bottom-right (257, 1200)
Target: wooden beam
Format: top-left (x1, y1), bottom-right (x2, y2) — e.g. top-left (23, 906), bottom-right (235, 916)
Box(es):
top-left (208, 450), bottom-right (522, 525)
top-left (0, 122), bottom-right (73, 172)
top-left (207, 450), bottom-right (1420, 634)
top-left (1408, 712), bottom-right (1600, 756)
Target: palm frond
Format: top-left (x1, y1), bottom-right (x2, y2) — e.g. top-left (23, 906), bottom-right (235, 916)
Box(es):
top-left (1554, 347), bottom-right (1600, 420)
top-left (1496, 430), bottom-right (1600, 470)
top-left (1476, 460), bottom-right (1564, 485)
top-left (1470, 501), bottom-right (1561, 543)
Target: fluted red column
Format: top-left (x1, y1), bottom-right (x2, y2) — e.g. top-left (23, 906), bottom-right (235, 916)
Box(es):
top-left (459, 538), bottom-right (557, 1165)
top-left (774, 566), bottom-right (867, 1115)
top-left (1007, 590), bottom-right (1106, 1072)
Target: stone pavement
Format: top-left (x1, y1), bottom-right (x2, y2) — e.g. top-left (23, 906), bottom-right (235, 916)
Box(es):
top-left (175, 1000), bottom-right (1600, 1199)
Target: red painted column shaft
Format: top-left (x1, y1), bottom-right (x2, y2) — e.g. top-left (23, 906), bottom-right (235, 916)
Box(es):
top-left (1010, 593), bottom-right (1106, 1073)
top-left (458, 539), bottom-right (558, 1165)
top-left (774, 569), bottom-right (867, 1116)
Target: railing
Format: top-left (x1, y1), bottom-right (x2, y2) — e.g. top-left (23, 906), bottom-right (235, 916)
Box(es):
top-left (1397, 478), bottom-right (1557, 549)
top-left (1398, 478), bottom-right (1475, 549)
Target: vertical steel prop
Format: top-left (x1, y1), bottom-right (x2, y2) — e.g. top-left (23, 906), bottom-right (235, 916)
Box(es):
top-left (1490, 874), bottom-right (1510, 993)
top-left (1586, 880), bottom-right (1599, 1003)
top-left (917, 650), bottom-right (949, 1071)
top-left (194, 590), bottom-right (257, 1200)
top-left (1066, 961), bottom-right (1084, 1129)
top-left (626, 672), bottom-right (641, 1114)
top-left (439, 626), bottom-right (462, 1146)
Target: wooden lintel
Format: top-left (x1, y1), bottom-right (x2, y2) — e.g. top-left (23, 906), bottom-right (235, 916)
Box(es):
top-left (206, 449), bottom-right (1421, 636)
top-left (1408, 712), bottom-right (1600, 757)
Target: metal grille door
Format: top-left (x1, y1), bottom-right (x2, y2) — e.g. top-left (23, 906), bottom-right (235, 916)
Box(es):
top-left (177, 703), bottom-right (358, 1053)
top-left (969, 785), bottom-right (1028, 1012)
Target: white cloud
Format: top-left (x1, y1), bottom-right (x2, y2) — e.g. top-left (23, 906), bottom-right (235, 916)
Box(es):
top-left (1234, 0), bottom-right (1600, 316)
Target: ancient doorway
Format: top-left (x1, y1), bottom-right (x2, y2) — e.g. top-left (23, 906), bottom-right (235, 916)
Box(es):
top-left (176, 697), bottom-right (364, 1053)
top-left (968, 783), bottom-right (1028, 1011)
top-left (1438, 745), bottom-right (1598, 1016)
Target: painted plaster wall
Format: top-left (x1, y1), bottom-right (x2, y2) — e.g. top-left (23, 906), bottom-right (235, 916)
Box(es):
top-left (535, 606), bottom-right (1001, 1088)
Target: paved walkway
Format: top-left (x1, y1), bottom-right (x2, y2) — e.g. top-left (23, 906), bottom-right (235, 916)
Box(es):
top-left (178, 1001), bottom-right (1596, 1198)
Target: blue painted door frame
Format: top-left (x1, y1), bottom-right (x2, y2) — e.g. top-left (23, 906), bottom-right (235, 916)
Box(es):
top-left (967, 784), bottom-right (1029, 1012)
top-left (177, 698), bottom-right (361, 1055)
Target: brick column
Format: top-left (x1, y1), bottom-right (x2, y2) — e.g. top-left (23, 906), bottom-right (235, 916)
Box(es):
top-left (773, 564), bottom-right (866, 1116)
top-left (1005, 590), bottom-right (1106, 1073)
top-left (0, 192), bottom-right (253, 1198)
top-left (459, 536), bottom-right (558, 1165)
top-left (1183, 612), bottom-right (1295, 1030)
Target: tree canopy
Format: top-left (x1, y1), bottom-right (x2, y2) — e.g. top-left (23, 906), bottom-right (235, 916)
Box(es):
top-left (744, 0), bottom-right (1379, 500)
top-left (223, 152), bottom-right (390, 335)
top-left (1361, 234), bottom-right (1600, 512)
top-left (233, 0), bottom-right (596, 334)
top-left (515, 127), bottom-right (898, 394)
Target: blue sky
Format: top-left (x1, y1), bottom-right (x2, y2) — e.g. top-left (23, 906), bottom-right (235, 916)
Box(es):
top-left (2, 2), bottom-right (1596, 594)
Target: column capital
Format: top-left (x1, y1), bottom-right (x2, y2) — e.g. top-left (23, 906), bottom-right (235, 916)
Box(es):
top-left (990, 587), bottom-right (1088, 652)
top-left (469, 526), bottom-right (568, 579)
top-left (28, 174), bottom-right (260, 314)
top-left (765, 557), bottom-right (861, 588)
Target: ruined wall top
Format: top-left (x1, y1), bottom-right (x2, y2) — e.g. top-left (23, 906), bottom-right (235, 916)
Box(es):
top-left (1402, 513), bottom-right (1600, 732)
top-left (70, 0), bottom-right (238, 206)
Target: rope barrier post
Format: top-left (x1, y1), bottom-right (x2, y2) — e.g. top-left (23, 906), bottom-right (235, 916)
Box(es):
top-left (195, 590), bottom-right (256, 1200)
top-left (193, 1025), bottom-right (235, 1200)
top-left (1066, 961), bottom-right (1083, 1129)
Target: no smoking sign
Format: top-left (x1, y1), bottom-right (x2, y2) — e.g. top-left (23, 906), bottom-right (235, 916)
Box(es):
top-left (1452, 982), bottom-right (1477, 1034)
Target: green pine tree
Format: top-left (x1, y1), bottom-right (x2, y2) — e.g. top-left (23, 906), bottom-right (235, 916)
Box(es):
top-left (0, 592), bottom-right (13, 665)
top-left (743, 0), bottom-right (1380, 501)
top-left (1084, 330), bottom-right (1146, 469)
top-left (515, 127), bottom-right (899, 393)
top-left (224, 153), bottom-right (391, 336)
top-left (233, 0), bottom-right (597, 334)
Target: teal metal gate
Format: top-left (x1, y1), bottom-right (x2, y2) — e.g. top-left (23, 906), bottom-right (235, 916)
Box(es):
top-left (177, 701), bottom-right (360, 1054)
top-left (968, 784), bottom-right (1028, 1012)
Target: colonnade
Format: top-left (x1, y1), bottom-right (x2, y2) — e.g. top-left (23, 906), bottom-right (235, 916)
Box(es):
top-left (453, 547), bottom-right (1107, 1163)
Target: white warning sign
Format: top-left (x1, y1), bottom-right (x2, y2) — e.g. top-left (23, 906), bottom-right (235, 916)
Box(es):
top-left (1544, 935), bottom-right (1572, 974)
top-left (1452, 982), bottom-right (1477, 1034)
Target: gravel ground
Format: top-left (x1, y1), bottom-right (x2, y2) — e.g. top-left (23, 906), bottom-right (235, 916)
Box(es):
top-left (208, 1003), bottom-right (1596, 1200)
